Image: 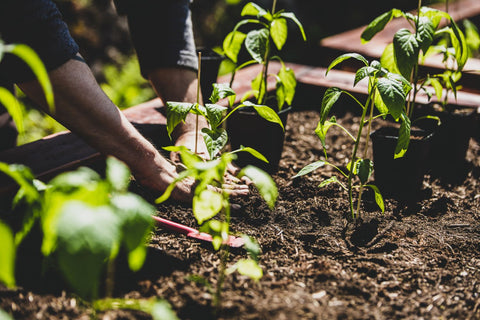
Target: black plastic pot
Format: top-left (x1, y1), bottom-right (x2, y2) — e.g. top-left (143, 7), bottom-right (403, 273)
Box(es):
top-left (197, 48), bottom-right (223, 102)
top-left (415, 105), bottom-right (476, 182)
top-left (370, 126), bottom-right (433, 201)
top-left (227, 106), bottom-right (291, 173)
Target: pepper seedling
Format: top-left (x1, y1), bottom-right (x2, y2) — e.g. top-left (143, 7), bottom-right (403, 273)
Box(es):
top-left (294, 53), bottom-right (411, 220)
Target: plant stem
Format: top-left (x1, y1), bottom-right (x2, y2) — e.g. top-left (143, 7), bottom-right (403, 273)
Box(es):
top-left (347, 86), bottom-right (372, 219)
top-left (195, 51), bottom-right (202, 155)
top-left (213, 196), bottom-right (231, 312)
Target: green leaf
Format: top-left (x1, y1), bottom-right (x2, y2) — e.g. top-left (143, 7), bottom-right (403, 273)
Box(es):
top-left (236, 259), bottom-right (263, 281)
top-left (110, 193), bottom-right (154, 271)
top-left (417, 16), bottom-right (435, 53)
top-left (4, 44), bottom-right (54, 112)
top-left (355, 159), bottom-right (373, 184)
top-left (245, 28), bottom-right (269, 63)
top-left (377, 77), bottom-right (406, 120)
top-left (361, 9), bottom-right (403, 43)
top-left (279, 12), bottom-right (307, 41)
top-left (464, 19), bottom-right (480, 53)
top-left (292, 160), bottom-right (326, 179)
top-left (320, 87), bottom-right (342, 124)
top-left (241, 235), bottom-right (261, 261)
top-left (394, 115), bottom-right (411, 159)
top-left (326, 53), bottom-right (368, 75)
top-left (151, 300), bottom-right (180, 320)
top-left (276, 65), bottom-right (296, 109)
top-left (223, 31), bottom-right (247, 63)
top-left (193, 190), bottom-right (223, 225)
top-left (106, 157), bottom-right (131, 193)
top-left (55, 201), bottom-right (121, 299)
top-left (236, 146), bottom-right (269, 163)
top-left (201, 127), bottom-right (228, 160)
top-left (0, 222), bottom-right (15, 288)
top-left (449, 19), bottom-right (468, 71)
top-left (209, 83), bottom-right (236, 105)
top-left (244, 102), bottom-right (284, 130)
top-left (319, 176), bottom-right (340, 188)
top-left (315, 118), bottom-right (336, 148)
top-left (241, 2), bottom-right (269, 19)
top-left (239, 166), bottom-right (277, 209)
top-left (165, 101), bottom-right (195, 138)
top-left (393, 28), bottom-right (420, 79)
top-left (271, 18), bottom-right (288, 50)
top-left (428, 77), bottom-right (444, 101)
top-left (204, 103), bottom-right (228, 129)
top-left (380, 43), bottom-right (401, 75)
top-left (0, 87), bottom-right (25, 136)
top-left (374, 88), bottom-right (389, 118)
top-left (365, 184), bottom-right (385, 213)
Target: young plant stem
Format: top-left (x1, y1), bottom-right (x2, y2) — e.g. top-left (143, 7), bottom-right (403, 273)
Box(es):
top-left (347, 89), bottom-right (372, 219)
top-left (195, 51), bottom-right (202, 155)
top-left (258, 0), bottom-right (277, 106)
top-left (355, 97), bottom-right (376, 217)
top-left (213, 195), bottom-right (231, 311)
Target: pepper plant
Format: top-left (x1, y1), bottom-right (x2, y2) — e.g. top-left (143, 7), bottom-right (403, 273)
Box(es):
top-left (166, 82), bottom-right (281, 161)
top-left (293, 53), bottom-right (412, 219)
top-left (220, 0), bottom-right (306, 110)
top-left (156, 146), bottom-right (277, 309)
top-left (361, 1), bottom-right (468, 119)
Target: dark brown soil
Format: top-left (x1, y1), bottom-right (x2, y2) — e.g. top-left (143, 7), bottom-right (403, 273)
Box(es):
top-left (1, 110), bottom-right (480, 319)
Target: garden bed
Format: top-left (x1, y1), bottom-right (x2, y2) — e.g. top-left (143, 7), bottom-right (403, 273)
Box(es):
top-left (1, 106), bottom-right (479, 319)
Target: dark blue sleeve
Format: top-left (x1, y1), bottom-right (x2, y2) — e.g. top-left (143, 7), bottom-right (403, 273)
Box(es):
top-left (0, 0), bottom-right (79, 83)
top-left (114, 0), bottom-right (198, 79)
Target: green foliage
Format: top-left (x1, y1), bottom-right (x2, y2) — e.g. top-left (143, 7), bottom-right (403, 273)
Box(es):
top-left (94, 298), bottom-right (179, 320)
top-left (361, 5), bottom-right (468, 116)
top-left (166, 83), bottom-right (282, 160)
top-left (295, 54), bottom-right (410, 219)
top-left (100, 55), bottom-right (155, 109)
top-left (0, 309), bottom-right (13, 320)
top-left (0, 157), bottom-right (155, 300)
top-left (156, 145), bottom-right (277, 308)
top-left (218, 1), bottom-right (306, 110)
top-left (0, 221), bottom-right (15, 288)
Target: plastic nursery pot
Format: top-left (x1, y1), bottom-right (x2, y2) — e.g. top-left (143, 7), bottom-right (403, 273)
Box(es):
top-left (227, 106), bottom-right (291, 174)
top-left (415, 104), bottom-right (477, 183)
top-left (197, 48), bottom-right (223, 102)
top-left (370, 126), bottom-right (433, 202)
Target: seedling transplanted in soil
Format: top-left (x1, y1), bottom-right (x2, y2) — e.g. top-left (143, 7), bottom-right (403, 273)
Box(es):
top-left (294, 53), bottom-right (412, 220)
top-left (220, 0), bottom-right (306, 110)
top-left (156, 145), bottom-right (277, 310)
top-left (361, 0), bottom-right (468, 118)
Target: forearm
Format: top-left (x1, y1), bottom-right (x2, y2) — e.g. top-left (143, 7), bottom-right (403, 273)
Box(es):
top-left (17, 58), bottom-right (173, 183)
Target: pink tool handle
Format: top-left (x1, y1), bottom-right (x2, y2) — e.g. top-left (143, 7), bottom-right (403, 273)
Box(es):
top-left (151, 215), bottom-right (198, 235)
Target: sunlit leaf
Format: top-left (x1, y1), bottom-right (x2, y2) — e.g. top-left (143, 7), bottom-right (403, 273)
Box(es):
top-left (377, 77), bottom-right (406, 120)
top-left (366, 184), bottom-right (385, 213)
top-left (393, 28), bottom-right (420, 79)
top-left (193, 190), bottom-right (223, 225)
top-left (165, 101), bottom-right (195, 138)
top-left (326, 53), bottom-right (368, 74)
top-left (55, 201), bottom-right (120, 299)
top-left (245, 28), bottom-right (269, 63)
top-left (292, 160), bottom-right (326, 178)
top-left (223, 31), bottom-right (247, 63)
top-left (236, 259), bottom-right (263, 281)
top-left (271, 18), bottom-right (288, 50)
top-left (106, 157), bottom-right (131, 193)
top-left (204, 103), bottom-right (228, 129)
top-left (361, 9), bottom-right (403, 43)
top-left (239, 166), bottom-right (277, 209)
top-left (201, 127), bottom-right (228, 160)
top-left (394, 115), bottom-right (411, 159)
top-left (279, 12), bottom-right (307, 41)
top-left (320, 87), bottom-right (342, 124)
top-left (0, 222), bottom-right (15, 288)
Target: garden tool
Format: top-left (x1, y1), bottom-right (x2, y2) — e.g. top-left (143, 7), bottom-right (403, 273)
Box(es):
top-left (152, 216), bottom-right (245, 248)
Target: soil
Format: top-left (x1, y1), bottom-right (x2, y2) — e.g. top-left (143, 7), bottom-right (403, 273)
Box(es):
top-left (1, 110), bottom-right (480, 319)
